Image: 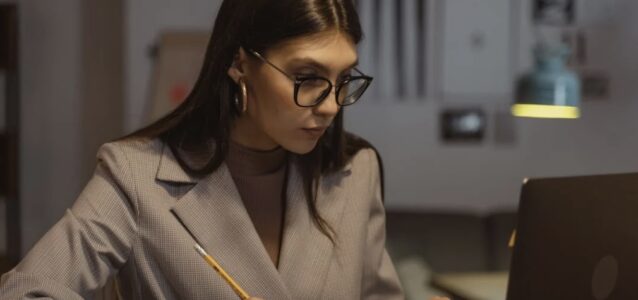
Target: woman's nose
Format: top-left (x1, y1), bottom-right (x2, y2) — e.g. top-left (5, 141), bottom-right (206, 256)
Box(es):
top-left (313, 88), bottom-right (340, 117)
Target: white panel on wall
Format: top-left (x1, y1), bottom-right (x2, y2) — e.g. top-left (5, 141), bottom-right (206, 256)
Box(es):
top-left (436, 0), bottom-right (513, 100)
top-left (357, 0), bottom-right (429, 102)
top-left (378, 0), bottom-right (398, 99)
top-left (401, 0), bottom-right (419, 99)
top-left (356, 0), bottom-right (375, 83)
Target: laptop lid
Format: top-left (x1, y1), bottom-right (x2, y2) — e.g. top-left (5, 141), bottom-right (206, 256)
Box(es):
top-left (506, 173), bottom-right (638, 300)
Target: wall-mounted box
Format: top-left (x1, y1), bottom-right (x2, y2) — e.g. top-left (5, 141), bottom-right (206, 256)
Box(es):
top-left (433, 0), bottom-right (516, 102)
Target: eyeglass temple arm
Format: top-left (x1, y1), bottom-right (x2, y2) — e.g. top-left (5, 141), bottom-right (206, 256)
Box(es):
top-left (245, 48), bottom-right (296, 80)
top-left (247, 47), bottom-right (370, 80)
top-left (353, 67), bottom-right (366, 76)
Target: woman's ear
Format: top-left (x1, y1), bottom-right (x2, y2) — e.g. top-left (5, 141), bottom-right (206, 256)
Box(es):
top-left (227, 47), bottom-right (249, 83)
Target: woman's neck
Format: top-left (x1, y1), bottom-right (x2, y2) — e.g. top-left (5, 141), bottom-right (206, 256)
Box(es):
top-left (230, 117), bottom-right (279, 151)
top-left (226, 139), bottom-right (287, 176)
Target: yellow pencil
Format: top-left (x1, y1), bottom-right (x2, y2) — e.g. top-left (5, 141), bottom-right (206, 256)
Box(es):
top-left (194, 243), bottom-right (251, 300)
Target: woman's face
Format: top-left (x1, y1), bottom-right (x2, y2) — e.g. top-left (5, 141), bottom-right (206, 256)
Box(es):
top-left (228, 31), bottom-right (358, 154)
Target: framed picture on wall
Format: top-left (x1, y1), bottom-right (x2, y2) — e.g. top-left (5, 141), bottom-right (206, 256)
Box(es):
top-left (147, 31), bottom-right (209, 123)
top-left (534, 0), bottom-right (576, 26)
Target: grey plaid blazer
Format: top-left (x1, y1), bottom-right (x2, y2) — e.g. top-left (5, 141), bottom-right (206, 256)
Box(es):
top-left (0, 138), bottom-right (403, 299)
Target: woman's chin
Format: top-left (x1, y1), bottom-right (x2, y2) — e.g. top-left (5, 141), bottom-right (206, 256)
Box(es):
top-left (280, 139), bottom-right (320, 155)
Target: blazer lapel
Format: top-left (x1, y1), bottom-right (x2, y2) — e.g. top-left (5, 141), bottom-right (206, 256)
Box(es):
top-left (159, 142), bottom-right (354, 299)
top-left (167, 157), bottom-right (291, 299)
top-left (278, 161), bottom-right (352, 300)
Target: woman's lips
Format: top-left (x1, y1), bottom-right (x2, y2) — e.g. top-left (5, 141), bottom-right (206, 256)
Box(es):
top-left (301, 127), bottom-right (327, 138)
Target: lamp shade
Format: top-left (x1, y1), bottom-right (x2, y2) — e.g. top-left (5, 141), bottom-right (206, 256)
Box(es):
top-left (512, 44), bottom-right (581, 119)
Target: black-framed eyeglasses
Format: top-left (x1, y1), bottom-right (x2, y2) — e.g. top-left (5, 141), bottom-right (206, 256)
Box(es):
top-left (247, 49), bottom-right (373, 108)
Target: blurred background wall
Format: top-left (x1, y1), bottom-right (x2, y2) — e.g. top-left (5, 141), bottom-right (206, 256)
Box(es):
top-left (349, 0), bottom-right (638, 212)
top-left (3, 0), bottom-right (638, 255)
top-left (2, 0), bottom-right (123, 253)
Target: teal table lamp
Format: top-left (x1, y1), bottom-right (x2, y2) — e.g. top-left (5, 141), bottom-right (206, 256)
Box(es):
top-left (512, 43), bottom-right (581, 119)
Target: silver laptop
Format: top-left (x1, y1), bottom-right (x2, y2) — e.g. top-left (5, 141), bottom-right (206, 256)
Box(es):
top-left (506, 173), bottom-right (638, 300)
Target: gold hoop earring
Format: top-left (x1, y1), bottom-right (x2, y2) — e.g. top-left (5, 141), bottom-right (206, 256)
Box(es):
top-left (240, 79), bottom-right (248, 113)
top-left (234, 94), bottom-right (240, 110)
top-left (233, 79), bottom-right (248, 114)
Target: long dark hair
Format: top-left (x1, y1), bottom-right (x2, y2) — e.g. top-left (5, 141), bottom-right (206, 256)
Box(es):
top-left (125, 0), bottom-right (382, 241)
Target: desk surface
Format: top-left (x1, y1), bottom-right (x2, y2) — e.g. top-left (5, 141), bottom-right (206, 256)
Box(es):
top-left (431, 272), bottom-right (509, 300)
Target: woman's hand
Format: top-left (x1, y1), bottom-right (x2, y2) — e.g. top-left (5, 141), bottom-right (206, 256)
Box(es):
top-left (247, 298), bottom-right (264, 300)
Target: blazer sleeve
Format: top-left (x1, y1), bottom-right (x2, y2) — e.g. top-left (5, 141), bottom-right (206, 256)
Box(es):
top-left (0, 143), bottom-right (139, 299)
top-left (361, 149), bottom-right (405, 300)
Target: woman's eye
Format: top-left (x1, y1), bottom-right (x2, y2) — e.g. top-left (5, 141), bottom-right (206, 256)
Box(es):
top-left (293, 65), bottom-right (323, 77)
top-left (295, 73), bottom-right (318, 78)
top-left (339, 74), bottom-right (353, 82)
top-left (302, 78), bottom-right (326, 87)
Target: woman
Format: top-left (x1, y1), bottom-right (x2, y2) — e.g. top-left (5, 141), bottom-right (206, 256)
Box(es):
top-left (1, 0), bottom-right (405, 299)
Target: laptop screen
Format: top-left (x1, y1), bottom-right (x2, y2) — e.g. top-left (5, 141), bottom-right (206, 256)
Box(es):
top-left (506, 173), bottom-right (638, 300)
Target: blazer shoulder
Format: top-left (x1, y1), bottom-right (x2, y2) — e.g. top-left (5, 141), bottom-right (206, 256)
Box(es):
top-left (96, 137), bottom-right (165, 176)
top-left (349, 147), bottom-right (380, 175)
top-left (343, 132), bottom-right (381, 173)
top-left (98, 136), bottom-right (162, 157)
top-left (347, 145), bottom-right (385, 201)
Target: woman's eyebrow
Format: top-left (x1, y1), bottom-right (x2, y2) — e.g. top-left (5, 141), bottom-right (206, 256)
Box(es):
top-left (287, 57), bottom-right (359, 73)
